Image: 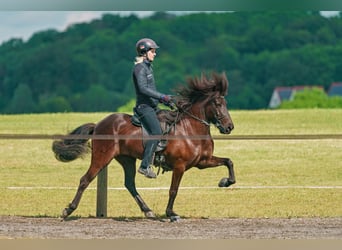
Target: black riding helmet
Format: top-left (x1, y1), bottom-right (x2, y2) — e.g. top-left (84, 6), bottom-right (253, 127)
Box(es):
top-left (136, 38), bottom-right (159, 56)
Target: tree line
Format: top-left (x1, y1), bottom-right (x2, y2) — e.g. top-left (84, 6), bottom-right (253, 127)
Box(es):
top-left (1, 11), bottom-right (342, 114)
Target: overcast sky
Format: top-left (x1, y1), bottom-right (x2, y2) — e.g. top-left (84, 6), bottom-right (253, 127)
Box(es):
top-left (0, 11), bottom-right (158, 45)
top-left (0, 11), bottom-right (339, 45)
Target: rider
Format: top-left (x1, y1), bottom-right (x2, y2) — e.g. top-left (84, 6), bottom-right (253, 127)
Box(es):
top-left (132, 38), bottom-right (172, 178)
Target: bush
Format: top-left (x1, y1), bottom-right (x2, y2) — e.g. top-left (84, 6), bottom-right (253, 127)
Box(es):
top-left (117, 99), bottom-right (135, 113)
top-left (279, 87), bottom-right (342, 109)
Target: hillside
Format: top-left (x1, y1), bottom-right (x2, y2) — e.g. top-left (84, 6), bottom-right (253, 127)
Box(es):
top-left (1, 11), bottom-right (342, 113)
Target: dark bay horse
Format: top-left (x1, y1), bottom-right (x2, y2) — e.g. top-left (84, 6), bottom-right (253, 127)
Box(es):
top-left (52, 72), bottom-right (235, 221)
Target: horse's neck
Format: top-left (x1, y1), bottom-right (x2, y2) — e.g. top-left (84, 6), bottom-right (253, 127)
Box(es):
top-left (180, 103), bottom-right (210, 135)
top-left (190, 102), bottom-right (206, 119)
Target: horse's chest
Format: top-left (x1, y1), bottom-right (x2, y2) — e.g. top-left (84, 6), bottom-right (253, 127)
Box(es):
top-left (188, 141), bottom-right (213, 162)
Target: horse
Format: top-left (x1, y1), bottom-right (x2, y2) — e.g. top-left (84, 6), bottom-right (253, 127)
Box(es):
top-left (52, 72), bottom-right (235, 221)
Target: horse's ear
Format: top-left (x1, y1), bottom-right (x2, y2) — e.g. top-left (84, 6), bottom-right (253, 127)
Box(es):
top-left (220, 72), bottom-right (228, 96)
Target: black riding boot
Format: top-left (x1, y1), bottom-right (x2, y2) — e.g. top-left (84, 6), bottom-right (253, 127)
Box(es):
top-left (138, 141), bottom-right (158, 178)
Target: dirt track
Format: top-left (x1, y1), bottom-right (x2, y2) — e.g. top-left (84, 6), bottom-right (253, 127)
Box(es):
top-left (0, 216), bottom-right (341, 239)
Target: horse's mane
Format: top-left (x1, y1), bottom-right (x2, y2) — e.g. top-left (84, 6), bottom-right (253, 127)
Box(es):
top-left (158, 72), bottom-right (228, 124)
top-left (175, 72), bottom-right (228, 109)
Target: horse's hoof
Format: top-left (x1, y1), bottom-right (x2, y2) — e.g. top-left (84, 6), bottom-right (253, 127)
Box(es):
top-left (61, 208), bottom-right (69, 218)
top-left (61, 206), bottom-right (74, 219)
top-left (170, 215), bottom-right (181, 222)
top-left (144, 211), bottom-right (156, 219)
top-left (218, 178), bottom-right (235, 187)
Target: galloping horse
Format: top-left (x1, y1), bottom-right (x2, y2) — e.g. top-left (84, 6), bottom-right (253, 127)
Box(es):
top-left (52, 72), bottom-right (235, 221)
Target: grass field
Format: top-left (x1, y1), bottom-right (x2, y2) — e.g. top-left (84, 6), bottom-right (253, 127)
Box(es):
top-left (0, 109), bottom-right (341, 218)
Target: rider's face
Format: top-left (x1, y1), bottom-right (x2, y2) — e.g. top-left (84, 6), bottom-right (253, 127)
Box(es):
top-left (146, 49), bottom-right (156, 61)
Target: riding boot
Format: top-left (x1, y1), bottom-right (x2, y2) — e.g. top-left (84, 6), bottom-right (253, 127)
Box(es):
top-left (138, 141), bottom-right (158, 178)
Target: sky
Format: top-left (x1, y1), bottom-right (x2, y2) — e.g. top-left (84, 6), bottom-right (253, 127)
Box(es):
top-left (0, 11), bottom-right (340, 45)
top-left (0, 11), bottom-right (156, 45)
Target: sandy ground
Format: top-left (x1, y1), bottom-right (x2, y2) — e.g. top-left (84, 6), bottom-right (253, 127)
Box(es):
top-left (0, 216), bottom-right (341, 239)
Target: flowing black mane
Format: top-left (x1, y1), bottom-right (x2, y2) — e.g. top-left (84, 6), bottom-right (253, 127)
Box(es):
top-left (175, 72), bottom-right (228, 108)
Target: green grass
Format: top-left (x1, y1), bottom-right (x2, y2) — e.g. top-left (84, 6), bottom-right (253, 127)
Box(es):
top-left (0, 109), bottom-right (341, 218)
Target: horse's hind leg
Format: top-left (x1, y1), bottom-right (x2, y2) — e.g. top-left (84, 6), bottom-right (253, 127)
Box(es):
top-left (116, 155), bottom-right (156, 219)
top-left (62, 145), bottom-right (114, 219)
top-left (62, 164), bottom-right (104, 219)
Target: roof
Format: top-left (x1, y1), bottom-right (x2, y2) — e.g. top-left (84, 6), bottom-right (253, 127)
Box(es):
top-left (328, 82), bottom-right (342, 96)
top-left (275, 88), bottom-right (293, 101)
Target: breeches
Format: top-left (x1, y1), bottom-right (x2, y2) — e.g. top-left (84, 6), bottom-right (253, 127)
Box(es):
top-left (135, 104), bottom-right (162, 136)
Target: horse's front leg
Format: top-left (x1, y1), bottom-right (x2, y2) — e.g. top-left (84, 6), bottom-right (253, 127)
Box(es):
top-left (166, 167), bottom-right (184, 222)
top-left (218, 157), bottom-right (235, 187)
top-left (197, 156), bottom-right (235, 188)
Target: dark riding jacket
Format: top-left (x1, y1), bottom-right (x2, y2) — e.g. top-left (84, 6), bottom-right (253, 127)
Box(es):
top-left (133, 59), bottom-right (164, 108)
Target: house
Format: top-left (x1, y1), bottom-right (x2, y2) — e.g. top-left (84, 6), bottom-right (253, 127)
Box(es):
top-left (268, 86), bottom-right (323, 108)
top-left (328, 82), bottom-right (342, 97)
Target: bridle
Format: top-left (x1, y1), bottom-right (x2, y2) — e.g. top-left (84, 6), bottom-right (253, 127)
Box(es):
top-left (211, 96), bottom-right (228, 131)
top-left (173, 95), bottom-right (226, 129)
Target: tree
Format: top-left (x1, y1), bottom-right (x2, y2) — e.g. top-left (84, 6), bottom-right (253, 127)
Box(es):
top-left (1, 11), bottom-right (342, 112)
top-left (38, 96), bottom-right (72, 113)
top-left (72, 84), bottom-right (128, 112)
top-left (6, 84), bottom-right (36, 113)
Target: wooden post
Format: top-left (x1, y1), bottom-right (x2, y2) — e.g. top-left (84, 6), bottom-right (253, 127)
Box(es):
top-left (96, 166), bottom-right (108, 217)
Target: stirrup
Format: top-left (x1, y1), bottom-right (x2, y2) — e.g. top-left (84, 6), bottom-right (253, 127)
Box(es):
top-left (156, 140), bottom-right (167, 152)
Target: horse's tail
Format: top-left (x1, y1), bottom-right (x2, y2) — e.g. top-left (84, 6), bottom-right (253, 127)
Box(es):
top-left (52, 123), bottom-right (96, 162)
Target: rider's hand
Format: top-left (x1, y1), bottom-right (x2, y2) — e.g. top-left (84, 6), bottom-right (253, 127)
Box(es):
top-left (160, 95), bottom-right (171, 104)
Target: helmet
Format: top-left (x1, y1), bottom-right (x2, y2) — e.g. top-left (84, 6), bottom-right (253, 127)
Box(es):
top-left (136, 38), bottom-right (159, 56)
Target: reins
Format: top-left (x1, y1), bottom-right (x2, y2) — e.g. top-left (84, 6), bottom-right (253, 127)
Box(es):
top-left (165, 101), bottom-right (211, 132)
top-left (133, 100), bottom-right (211, 138)
top-left (181, 107), bottom-right (210, 126)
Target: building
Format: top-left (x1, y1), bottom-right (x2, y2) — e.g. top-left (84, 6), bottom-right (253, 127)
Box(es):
top-left (269, 82), bottom-right (342, 108)
top-left (268, 86), bottom-right (323, 108)
top-left (327, 82), bottom-right (342, 97)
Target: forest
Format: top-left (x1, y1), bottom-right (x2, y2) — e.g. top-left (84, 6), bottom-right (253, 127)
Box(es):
top-left (1, 11), bottom-right (342, 113)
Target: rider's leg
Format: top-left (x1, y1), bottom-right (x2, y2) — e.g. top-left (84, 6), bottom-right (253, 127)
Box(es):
top-left (135, 105), bottom-right (162, 178)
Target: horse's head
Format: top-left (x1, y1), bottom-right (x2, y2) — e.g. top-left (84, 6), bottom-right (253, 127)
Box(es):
top-left (204, 72), bottom-right (234, 134)
top-left (176, 72), bottom-right (234, 134)
top-left (206, 92), bottom-right (234, 134)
